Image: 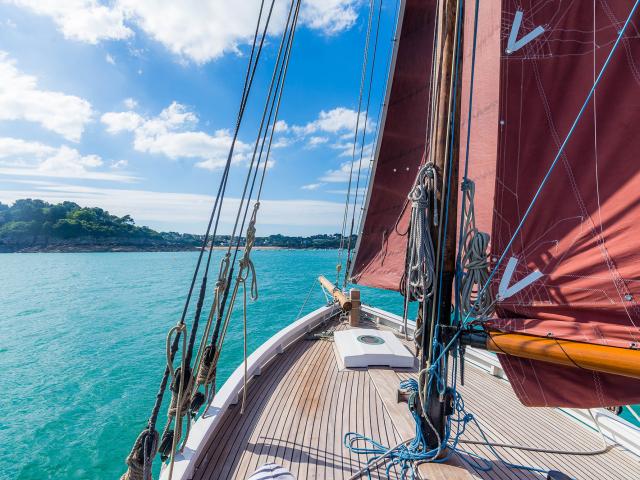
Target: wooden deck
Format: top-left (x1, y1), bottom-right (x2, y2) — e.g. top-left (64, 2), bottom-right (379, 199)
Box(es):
top-left (191, 319), bottom-right (640, 479)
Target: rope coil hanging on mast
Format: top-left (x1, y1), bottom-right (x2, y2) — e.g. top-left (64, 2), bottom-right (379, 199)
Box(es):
top-left (405, 162), bottom-right (439, 304)
top-left (458, 179), bottom-right (494, 318)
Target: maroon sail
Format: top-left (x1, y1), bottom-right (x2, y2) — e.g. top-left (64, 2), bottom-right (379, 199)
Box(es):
top-left (483, 0), bottom-right (640, 408)
top-left (350, 0), bottom-right (437, 291)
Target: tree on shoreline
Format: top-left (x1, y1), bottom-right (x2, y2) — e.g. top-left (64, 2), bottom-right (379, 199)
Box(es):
top-left (0, 199), bottom-right (354, 251)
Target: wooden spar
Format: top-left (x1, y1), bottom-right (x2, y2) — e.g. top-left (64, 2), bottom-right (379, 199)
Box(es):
top-left (486, 331), bottom-right (640, 380)
top-left (349, 288), bottom-right (361, 326)
top-left (318, 275), bottom-right (352, 311)
top-left (426, 0), bottom-right (463, 363)
top-left (419, 0), bottom-right (464, 450)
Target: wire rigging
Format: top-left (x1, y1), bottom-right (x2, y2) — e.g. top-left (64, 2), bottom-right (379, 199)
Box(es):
top-left (343, 0), bottom-right (384, 289)
top-left (336, 0), bottom-right (377, 286)
top-left (121, 1), bottom-right (304, 479)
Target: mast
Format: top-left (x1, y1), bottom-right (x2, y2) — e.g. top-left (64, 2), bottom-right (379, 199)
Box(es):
top-left (420, 0), bottom-right (463, 447)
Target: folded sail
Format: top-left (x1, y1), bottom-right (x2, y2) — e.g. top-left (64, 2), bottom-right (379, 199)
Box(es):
top-left (484, 0), bottom-right (640, 407)
top-left (350, 0), bottom-right (438, 291)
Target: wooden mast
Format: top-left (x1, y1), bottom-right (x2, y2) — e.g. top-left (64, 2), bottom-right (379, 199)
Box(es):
top-left (420, 0), bottom-right (463, 447)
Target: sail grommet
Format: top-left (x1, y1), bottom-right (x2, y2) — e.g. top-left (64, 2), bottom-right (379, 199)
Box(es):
top-left (631, 342), bottom-right (638, 350)
top-left (624, 294), bottom-right (633, 301)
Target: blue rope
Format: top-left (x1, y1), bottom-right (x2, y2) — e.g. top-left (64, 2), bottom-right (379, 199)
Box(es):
top-left (454, 0), bottom-right (481, 327)
top-left (345, 2), bottom-right (640, 479)
top-left (461, 0), bottom-right (640, 326)
top-left (345, 356), bottom-right (552, 478)
top-left (344, 378), bottom-right (474, 480)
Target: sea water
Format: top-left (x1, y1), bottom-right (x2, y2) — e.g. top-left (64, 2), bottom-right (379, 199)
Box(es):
top-left (2, 251), bottom-right (638, 480)
top-left (0, 250), bottom-right (406, 480)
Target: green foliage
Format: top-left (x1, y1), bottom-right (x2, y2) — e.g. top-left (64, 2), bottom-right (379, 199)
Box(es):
top-left (0, 199), bottom-right (354, 250)
top-left (0, 198), bottom-right (199, 246)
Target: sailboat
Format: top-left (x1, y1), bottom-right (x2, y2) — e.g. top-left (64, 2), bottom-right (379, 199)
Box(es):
top-left (120, 0), bottom-right (640, 479)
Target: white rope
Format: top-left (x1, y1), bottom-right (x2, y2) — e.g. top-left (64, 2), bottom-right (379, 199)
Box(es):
top-left (238, 202), bottom-right (260, 414)
top-left (405, 162), bottom-right (439, 304)
top-left (165, 323), bottom-right (187, 480)
top-left (459, 179), bottom-right (494, 318)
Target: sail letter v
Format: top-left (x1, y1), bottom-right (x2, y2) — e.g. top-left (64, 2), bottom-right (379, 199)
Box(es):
top-left (506, 11), bottom-right (545, 54)
top-left (497, 257), bottom-right (543, 301)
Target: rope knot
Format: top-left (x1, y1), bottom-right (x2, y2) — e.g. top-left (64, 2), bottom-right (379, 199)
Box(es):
top-left (121, 427), bottom-right (159, 480)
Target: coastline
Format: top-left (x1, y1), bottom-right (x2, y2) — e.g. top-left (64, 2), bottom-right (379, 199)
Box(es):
top-left (0, 245), bottom-right (330, 253)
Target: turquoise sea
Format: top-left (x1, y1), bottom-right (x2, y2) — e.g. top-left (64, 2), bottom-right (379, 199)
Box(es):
top-left (2, 250), bottom-right (639, 480)
top-left (0, 250), bottom-right (407, 480)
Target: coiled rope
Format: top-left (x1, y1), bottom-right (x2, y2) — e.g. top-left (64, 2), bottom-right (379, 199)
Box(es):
top-left (403, 162), bottom-right (439, 340)
top-left (405, 162), bottom-right (439, 304)
top-left (344, 378), bottom-right (473, 480)
top-left (121, 428), bottom-right (159, 480)
top-left (458, 179), bottom-right (494, 318)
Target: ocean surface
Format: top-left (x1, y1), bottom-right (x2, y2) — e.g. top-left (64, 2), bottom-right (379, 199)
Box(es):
top-left (0, 250), bottom-right (409, 480)
top-left (2, 250), bottom-right (638, 480)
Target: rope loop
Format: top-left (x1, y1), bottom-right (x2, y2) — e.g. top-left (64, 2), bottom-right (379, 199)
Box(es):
top-left (239, 202), bottom-right (260, 301)
top-left (404, 162), bottom-right (439, 304)
top-left (216, 252), bottom-right (231, 291)
top-left (458, 179), bottom-right (494, 318)
top-left (121, 427), bottom-right (159, 480)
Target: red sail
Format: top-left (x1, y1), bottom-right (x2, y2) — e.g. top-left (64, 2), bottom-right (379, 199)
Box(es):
top-left (350, 0), bottom-right (437, 291)
top-left (485, 0), bottom-right (640, 407)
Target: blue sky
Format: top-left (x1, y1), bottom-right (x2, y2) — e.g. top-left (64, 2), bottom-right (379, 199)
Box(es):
top-left (0, 0), bottom-right (398, 235)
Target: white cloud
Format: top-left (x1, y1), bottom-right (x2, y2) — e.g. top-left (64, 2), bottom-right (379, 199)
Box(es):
top-left (111, 159), bottom-right (128, 169)
top-left (105, 53), bottom-right (116, 65)
top-left (325, 189), bottom-right (365, 196)
top-left (8, 0), bottom-right (133, 44)
top-left (301, 182), bottom-right (325, 190)
top-left (0, 181), bottom-right (345, 234)
top-left (272, 137), bottom-right (292, 149)
top-left (300, 0), bottom-right (359, 35)
top-left (8, 1), bottom-right (361, 64)
top-left (307, 136), bottom-right (329, 148)
top-left (332, 140), bottom-right (374, 158)
top-left (319, 160), bottom-right (370, 183)
top-left (274, 120), bottom-right (289, 133)
top-left (101, 102), bottom-right (251, 170)
top-left (123, 97), bottom-right (138, 109)
top-left (0, 137), bottom-right (56, 158)
top-left (292, 107), bottom-right (364, 136)
top-left (0, 137), bottom-right (136, 182)
top-left (101, 110), bottom-right (143, 133)
top-left (0, 51), bottom-right (93, 142)
top-left (271, 107), bottom-right (373, 152)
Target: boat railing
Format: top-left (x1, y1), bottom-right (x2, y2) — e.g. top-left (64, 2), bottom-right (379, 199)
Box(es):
top-left (159, 304), bottom-right (341, 480)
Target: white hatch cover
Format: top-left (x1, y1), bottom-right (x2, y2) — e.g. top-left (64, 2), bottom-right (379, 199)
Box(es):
top-left (334, 328), bottom-right (415, 368)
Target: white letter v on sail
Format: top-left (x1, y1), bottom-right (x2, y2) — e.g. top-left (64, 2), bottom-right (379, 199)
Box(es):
top-left (497, 257), bottom-right (543, 301)
top-left (506, 11), bottom-right (545, 54)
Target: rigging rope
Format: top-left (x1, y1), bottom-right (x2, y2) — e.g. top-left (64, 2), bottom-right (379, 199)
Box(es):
top-left (458, 179), bottom-right (494, 318)
top-left (186, 0), bottom-right (301, 437)
top-left (404, 163), bottom-right (439, 305)
top-left (122, 1), bottom-right (302, 478)
top-left (121, 6), bottom-right (274, 478)
top-left (344, 0), bottom-right (384, 288)
top-left (349, 0), bottom-right (403, 279)
top-left (238, 202), bottom-right (260, 413)
top-left (460, 0), bottom-right (640, 327)
top-left (337, 0), bottom-right (376, 286)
